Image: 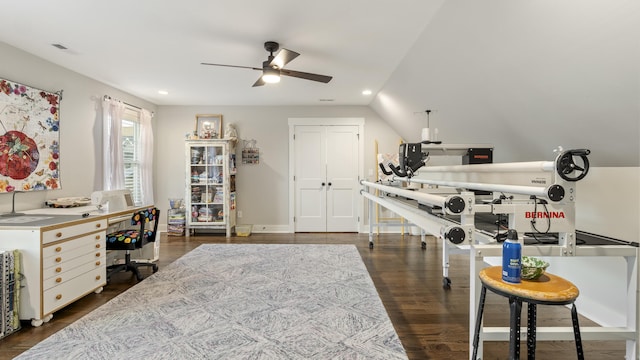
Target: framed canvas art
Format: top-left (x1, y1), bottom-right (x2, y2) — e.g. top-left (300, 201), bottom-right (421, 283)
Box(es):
top-left (0, 79), bottom-right (61, 192)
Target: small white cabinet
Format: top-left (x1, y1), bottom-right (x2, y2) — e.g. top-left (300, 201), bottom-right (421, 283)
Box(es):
top-left (0, 216), bottom-right (107, 326)
top-left (185, 139), bottom-right (236, 236)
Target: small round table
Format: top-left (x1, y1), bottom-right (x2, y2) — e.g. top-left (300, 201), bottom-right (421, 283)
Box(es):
top-left (472, 266), bottom-right (584, 360)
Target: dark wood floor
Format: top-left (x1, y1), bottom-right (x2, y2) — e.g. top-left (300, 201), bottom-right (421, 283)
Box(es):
top-left (0, 233), bottom-right (626, 359)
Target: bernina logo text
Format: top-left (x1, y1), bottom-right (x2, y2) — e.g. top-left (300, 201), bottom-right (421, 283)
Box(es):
top-left (525, 212), bottom-right (565, 218)
top-left (531, 179), bottom-right (547, 184)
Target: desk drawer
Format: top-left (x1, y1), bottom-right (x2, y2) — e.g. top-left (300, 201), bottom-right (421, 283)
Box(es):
top-left (43, 267), bottom-right (105, 315)
top-left (43, 248), bottom-right (103, 271)
top-left (42, 219), bottom-right (107, 244)
top-left (43, 232), bottom-right (104, 261)
top-left (43, 254), bottom-right (105, 291)
top-left (43, 252), bottom-right (105, 283)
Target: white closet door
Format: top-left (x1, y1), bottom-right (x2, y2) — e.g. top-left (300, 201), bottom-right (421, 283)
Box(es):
top-left (294, 125), bottom-right (359, 232)
top-left (294, 126), bottom-right (327, 231)
top-left (325, 126), bottom-right (358, 231)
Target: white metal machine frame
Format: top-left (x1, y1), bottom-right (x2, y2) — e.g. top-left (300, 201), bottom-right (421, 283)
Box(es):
top-left (361, 145), bottom-right (638, 359)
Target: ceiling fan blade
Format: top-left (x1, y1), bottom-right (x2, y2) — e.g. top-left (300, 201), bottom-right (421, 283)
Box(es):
top-left (252, 77), bottom-right (265, 87)
top-left (280, 69), bottom-right (333, 83)
top-left (269, 48), bottom-right (300, 69)
top-left (201, 63), bottom-right (262, 71)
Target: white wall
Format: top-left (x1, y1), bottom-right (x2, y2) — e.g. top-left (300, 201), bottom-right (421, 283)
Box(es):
top-left (370, 2), bottom-right (640, 329)
top-left (155, 105), bottom-right (401, 229)
top-left (544, 167), bottom-right (640, 327)
top-left (370, 0), bottom-right (640, 167)
top-left (0, 40), bottom-right (403, 229)
top-left (369, 1), bottom-right (640, 331)
top-left (0, 42), bottom-right (157, 214)
top-left (576, 167), bottom-right (640, 244)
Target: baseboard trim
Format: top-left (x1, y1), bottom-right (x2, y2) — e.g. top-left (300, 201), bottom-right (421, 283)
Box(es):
top-left (159, 224), bottom-right (290, 234)
top-left (159, 224), bottom-right (412, 235)
top-left (251, 224), bottom-right (289, 233)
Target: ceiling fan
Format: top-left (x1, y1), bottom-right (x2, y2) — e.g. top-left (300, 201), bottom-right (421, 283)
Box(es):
top-left (201, 41), bottom-right (333, 87)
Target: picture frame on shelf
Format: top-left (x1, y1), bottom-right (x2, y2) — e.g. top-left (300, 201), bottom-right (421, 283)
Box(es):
top-left (195, 114), bottom-right (222, 139)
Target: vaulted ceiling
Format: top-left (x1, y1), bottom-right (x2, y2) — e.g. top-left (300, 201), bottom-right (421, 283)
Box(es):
top-left (2, 0), bottom-right (638, 167)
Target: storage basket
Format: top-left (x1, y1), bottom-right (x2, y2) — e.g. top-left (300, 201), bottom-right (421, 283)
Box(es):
top-left (236, 224), bottom-right (252, 237)
top-left (168, 198), bottom-right (183, 209)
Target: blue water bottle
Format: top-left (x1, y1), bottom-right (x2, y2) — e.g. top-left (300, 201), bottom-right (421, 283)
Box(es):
top-left (502, 229), bottom-right (521, 283)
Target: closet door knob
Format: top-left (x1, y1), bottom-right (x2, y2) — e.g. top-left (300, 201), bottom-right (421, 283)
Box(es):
top-left (321, 182), bottom-right (325, 186)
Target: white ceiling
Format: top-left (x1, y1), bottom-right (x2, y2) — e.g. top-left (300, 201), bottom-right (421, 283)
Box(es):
top-left (0, 0), bottom-right (444, 106)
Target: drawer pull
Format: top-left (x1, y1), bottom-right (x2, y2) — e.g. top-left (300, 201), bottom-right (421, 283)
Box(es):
top-left (55, 257), bottom-right (62, 263)
top-left (55, 277), bottom-right (62, 283)
top-left (55, 267), bottom-right (62, 273)
top-left (56, 232), bottom-right (63, 238)
top-left (95, 275), bottom-right (101, 280)
top-left (95, 261), bottom-right (101, 266)
top-left (95, 252), bottom-right (101, 257)
top-left (95, 235), bottom-right (101, 240)
top-left (95, 244), bottom-right (101, 249)
top-left (55, 246), bottom-right (62, 252)
top-left (96, 223), bottom-right (101, 228)
top-left (55, 294), bottom-right (62, 300)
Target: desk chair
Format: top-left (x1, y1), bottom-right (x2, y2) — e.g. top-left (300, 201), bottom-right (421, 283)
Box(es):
top-left (106, 207), bottom-right (159, 282)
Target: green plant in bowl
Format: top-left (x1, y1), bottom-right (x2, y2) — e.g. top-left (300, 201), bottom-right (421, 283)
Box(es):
top-left (521, 256), bottom-right (549, 280)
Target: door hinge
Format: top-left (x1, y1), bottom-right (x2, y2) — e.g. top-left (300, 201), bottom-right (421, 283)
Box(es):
top-left (293, 216), bottom-right (296, 222)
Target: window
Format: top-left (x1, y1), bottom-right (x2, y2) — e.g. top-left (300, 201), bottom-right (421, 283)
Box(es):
top-left (122, 107), bottom-right (142, 205)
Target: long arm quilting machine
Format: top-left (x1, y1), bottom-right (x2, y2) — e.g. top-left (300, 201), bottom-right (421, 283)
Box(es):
top-left (360, 144), bottom-right (638, 359)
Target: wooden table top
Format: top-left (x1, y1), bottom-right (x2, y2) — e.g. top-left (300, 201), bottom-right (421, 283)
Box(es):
top-left (479, 266), bottom-right (579, 304)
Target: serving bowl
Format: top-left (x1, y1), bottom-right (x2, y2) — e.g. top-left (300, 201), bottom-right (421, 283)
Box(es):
top-left (521, 256), bottom-right (549, 280)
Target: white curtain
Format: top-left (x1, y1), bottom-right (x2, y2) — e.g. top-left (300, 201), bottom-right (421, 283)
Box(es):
top-left (102, 98), bottom-right (126, 190)
top-left (139, 109), bottom-right (154, 205)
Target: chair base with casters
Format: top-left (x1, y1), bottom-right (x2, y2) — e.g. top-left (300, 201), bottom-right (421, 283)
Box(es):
top-left (472, 266), bottom-right (583, 360)
top-left (106, 207), bottom-right (160, 282)
top-left (106, 251), bottom-right (158, 282)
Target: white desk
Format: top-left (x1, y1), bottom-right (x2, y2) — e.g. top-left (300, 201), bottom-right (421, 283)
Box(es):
top-left (23, 205), bottom-right (134, 224)
top-left (0, 205), bottom-right (150, 327)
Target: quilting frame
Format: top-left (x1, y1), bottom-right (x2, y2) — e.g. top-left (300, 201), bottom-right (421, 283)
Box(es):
top-left (0, 78), bottom-right (61, 193)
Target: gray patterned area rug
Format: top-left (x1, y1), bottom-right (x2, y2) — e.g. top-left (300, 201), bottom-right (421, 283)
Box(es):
top-left (16, 244), bottom-right (408, 360)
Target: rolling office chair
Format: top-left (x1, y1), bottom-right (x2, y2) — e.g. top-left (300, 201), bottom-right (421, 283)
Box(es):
top-left (105, 207), bottom-right (160, 282)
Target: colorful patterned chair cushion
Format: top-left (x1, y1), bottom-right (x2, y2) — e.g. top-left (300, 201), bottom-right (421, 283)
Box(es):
top-left (106, 229), bottom-right (154, 250)
top-left (106, 208), bottom-right (158, 251)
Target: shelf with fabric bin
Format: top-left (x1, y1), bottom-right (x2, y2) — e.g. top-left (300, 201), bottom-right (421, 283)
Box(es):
top-left (166, 202), bottom-right (186, 237)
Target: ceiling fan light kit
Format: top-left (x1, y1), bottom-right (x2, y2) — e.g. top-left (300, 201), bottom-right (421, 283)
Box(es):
top-left (261, 66), bottom-right (281, 84)
top-left (202, 41), bottom-right (332, 87)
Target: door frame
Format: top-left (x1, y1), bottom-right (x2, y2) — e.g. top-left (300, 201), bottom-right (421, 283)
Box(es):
top-left (288, 118), bottom-right (365, 233)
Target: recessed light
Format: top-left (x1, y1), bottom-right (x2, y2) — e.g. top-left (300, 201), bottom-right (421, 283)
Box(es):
top-left (362, 89), bottom-right (372, 96)
top-left (158, 90), bottom-right (169, 95)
